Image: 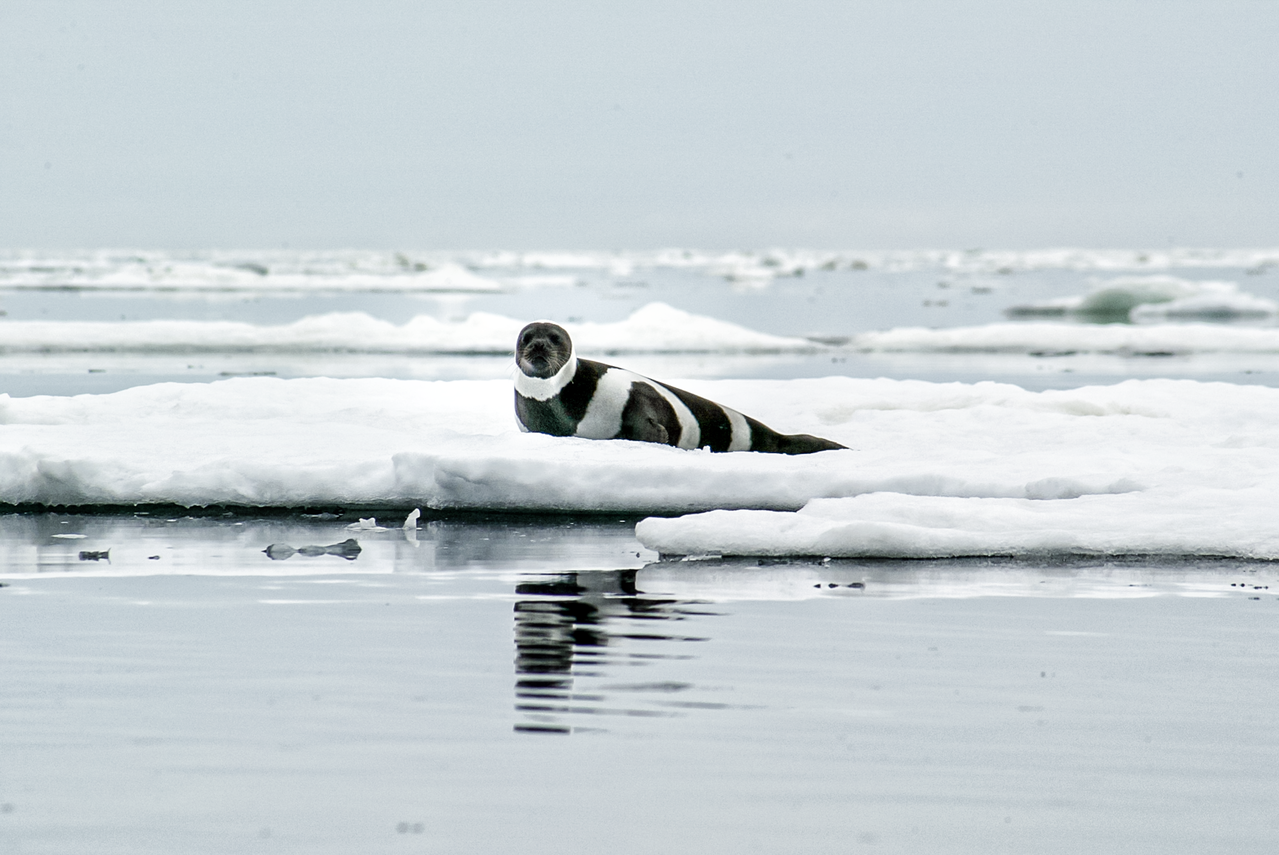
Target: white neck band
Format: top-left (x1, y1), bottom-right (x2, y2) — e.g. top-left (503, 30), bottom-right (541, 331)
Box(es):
top-left (515, 347), bottom-right (578, 401)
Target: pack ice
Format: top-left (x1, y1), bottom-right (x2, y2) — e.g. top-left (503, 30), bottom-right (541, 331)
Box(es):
top-left (1, 374), bottom-right (1277, 559)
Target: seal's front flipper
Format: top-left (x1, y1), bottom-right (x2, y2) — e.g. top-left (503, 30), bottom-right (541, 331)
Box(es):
top-left (625, 416), bottom-right (669, 444)
top-left (618, 381), bottom-right (676, 445)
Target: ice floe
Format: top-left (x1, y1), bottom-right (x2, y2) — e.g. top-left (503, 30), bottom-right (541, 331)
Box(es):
top-left (1131, 290), bottom-right (1279, 322)
top-left (7, 296), bottom-right (1279, 362)
top-left (0, 252), bottom-right (504, 293)
top-left (1006, 275), bottom-right (1279, 322)
top-left (0, 303), bottom-right (813, 355)
top-left (1, 375), bottom-right (1277, 559)
top-left (4, 248), bottom-right (1278, 294)
top-left (852, 321), bottom-right (1279, 355)
top-left (469, 247), bottom-right (1279, 277)
top-left (636, 488), bottom-right (1279, 560)
top-left (634, 376), bottom-right (1279, 559)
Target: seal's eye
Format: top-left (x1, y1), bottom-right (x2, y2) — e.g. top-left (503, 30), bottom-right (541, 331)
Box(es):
top-left (548, 333), bottom-right (561, 346)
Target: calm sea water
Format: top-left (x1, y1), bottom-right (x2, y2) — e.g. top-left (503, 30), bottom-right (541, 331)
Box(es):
top-left (3, 513), bottom-right (1278, 854)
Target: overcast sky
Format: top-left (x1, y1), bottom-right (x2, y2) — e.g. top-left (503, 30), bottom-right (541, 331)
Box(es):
top-left (2, 1), bottom-right (1276, 250)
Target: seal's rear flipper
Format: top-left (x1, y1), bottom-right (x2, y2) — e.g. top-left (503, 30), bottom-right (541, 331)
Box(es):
top-left (775, 433), bottom-right (846, 455)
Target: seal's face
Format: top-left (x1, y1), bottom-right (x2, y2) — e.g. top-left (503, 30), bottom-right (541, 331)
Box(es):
top-left (516, 322), bottom-right (573, 379)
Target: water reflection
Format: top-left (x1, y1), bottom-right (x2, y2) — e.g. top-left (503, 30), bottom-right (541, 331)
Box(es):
top-left (4, 513), bottom-right (1277, 604)
top-left (636, 555), bottom-right (1279, 600)
top-left (512, 569), bottom-right (724, 735)
top-left (262, 538), bottom-right (363, 561)
top-left (0, 512), bottom-right (651, 578)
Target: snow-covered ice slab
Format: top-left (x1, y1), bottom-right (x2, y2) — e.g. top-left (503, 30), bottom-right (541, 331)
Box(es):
top-left (3, 375), bottom-right (1279, 561)
top-left (0, 375), bottom-right (845, 510)
top-left (636, 488), bottom-right (1279, 560)
top-left (640, 378), bottom-right (1279, 559)
top-left (0, 303), bottom-right (812, 355)
top-left (854, 321), bottom-right (1279, 355)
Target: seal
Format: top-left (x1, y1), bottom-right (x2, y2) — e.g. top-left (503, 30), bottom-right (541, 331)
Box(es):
top-left (514, 321), bottom-right (845, 454)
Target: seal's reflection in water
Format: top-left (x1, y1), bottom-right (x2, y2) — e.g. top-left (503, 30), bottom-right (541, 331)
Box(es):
top-left (512, 569), bottom-right (726, 734)
top-left (508, 554), bottom-right (1279, 735)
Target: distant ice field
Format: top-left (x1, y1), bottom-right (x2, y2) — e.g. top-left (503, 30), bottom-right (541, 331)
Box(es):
top-left (2, 248), bottom-right (1279, 393)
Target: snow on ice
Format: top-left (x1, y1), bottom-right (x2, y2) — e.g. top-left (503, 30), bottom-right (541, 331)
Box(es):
top-left (634, 377), bottom-right (1279, 559)
top-left (0, 303), bottom-right (812, 355)
top-left (0, 254), bottom-right (504, 293)
top-left (8, 296), bottom-right (1279, 360)
top-left (858, 275), bottom-right (1279, 356)
top-left (1, 373), bottom-right (1278, 558)
top-left (853, 320), bottom-right (1279, 356)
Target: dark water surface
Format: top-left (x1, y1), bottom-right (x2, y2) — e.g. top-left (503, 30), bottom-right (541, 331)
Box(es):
top-left (2, 515), bottom-right (1277, 854)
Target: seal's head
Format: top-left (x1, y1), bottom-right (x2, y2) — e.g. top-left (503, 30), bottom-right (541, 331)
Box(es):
top-left (515, 322), bottom-right (574, 379)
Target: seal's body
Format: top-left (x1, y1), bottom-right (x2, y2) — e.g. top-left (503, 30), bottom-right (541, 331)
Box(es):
top-left (514, 322), bottom-right (844, 455)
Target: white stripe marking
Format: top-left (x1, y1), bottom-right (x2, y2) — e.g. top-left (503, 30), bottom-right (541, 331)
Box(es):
top-left (575, 368), bottom-right (632, 439)
top-left (573, 368), bottom-right (701, 448)
top-left (515, 348), bottom-right (577, 401)
top-left (725, 406), bottom-right (753, 451)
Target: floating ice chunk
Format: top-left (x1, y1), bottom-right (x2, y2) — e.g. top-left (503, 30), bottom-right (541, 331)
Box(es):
top-left (852, 321), bottom-right (1279, 355)
top-left (402, 508), bottom-right (421, 530)
top-left (1075, 276), bottom-right (1207, 316)
top-left (1131, 290), bottom-right (1278, 322)
top-left (705, 252), bottom-right (777, 288)
top-left (346, 518), bottom-right (388, 532)
top-left (503, 275), bottom-right (578, 289)
top-left (635, 486), bottom-right (1279, 560)
top-left (411, 263), bottom-right (503, 292)
top-left (1005, 275), bottom-right (1273, 323)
